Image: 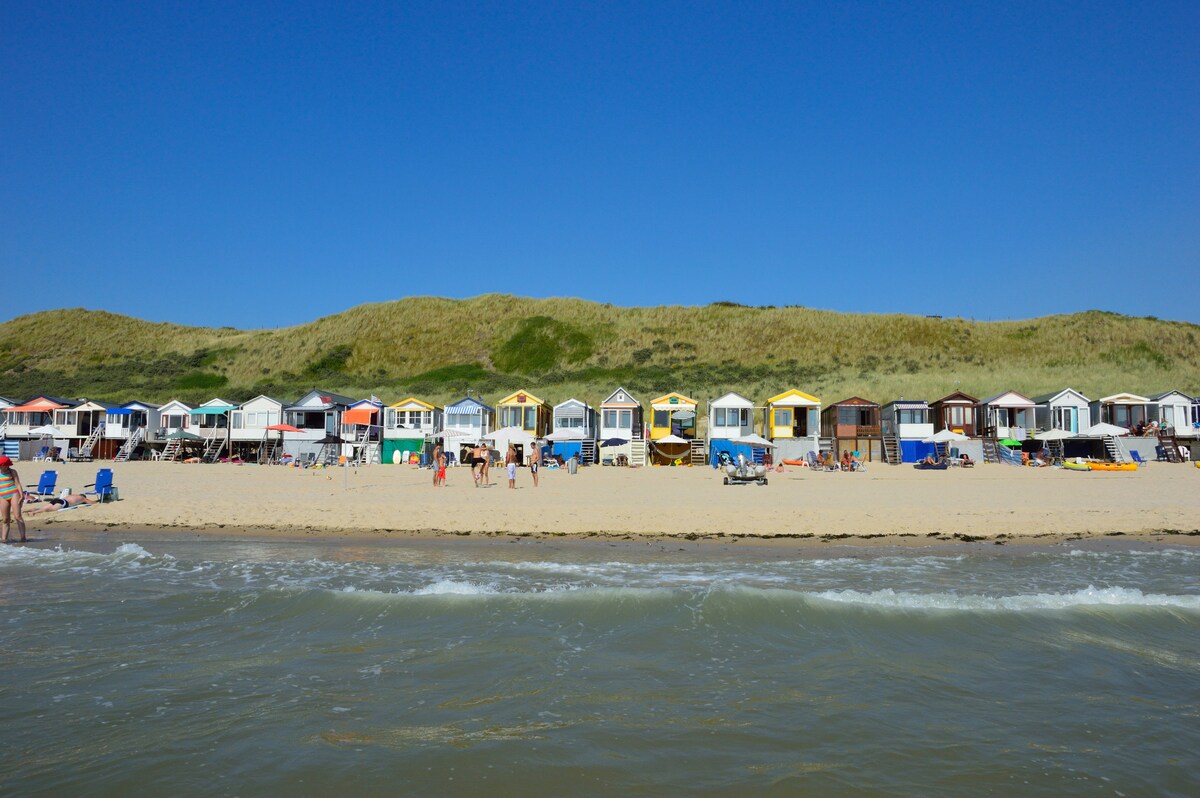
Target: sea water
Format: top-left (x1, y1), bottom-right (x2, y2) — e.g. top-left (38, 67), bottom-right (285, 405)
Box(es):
top-left (1, 533), bottom-right (1197, 796)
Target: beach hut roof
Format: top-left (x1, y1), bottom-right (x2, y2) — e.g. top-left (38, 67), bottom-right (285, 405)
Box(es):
top-left (157, 398), bottom-right (193, 413)
top-left (601, 387), bottom-right (640, 407)
top-left (554, 397), bottom-right (592, 412)
top-left (1148, 390), bottom-right (1192, 402)
top-left (979, 390), bottom-right (1035, 408)
top-left (4, 396), bottom-right (70, 413)
top-left (388, 397), bottom-right (435, 411)
top-left (710, 391), bottom-right (753, 408)
top-left (72, 399), bottom-right (121, 412)
top-left (237, 395), bottom-right (286, 409)
top-left (286, 389), bottom-right (356, 410)
top-left (1096, 392), bottom-right (1150, 405)
top-left (767, 389), bottom-right (820, 407)
top-left (931, 390), bottom-right (979, 405)
top-left (881, 399), bottom-right (929, 410)
top-left (445, 396), bottom-right (494, 414)
top-left (120, 400), bottom-right (161, 411)
top-left (496, 389), bottom-right (549, 407)
top-left (1030, 388), bottom-right (1090, 405)
top-left (650, 392), bottom-right (697, 410)
top-left (828, 396), bottom-right (879, 408)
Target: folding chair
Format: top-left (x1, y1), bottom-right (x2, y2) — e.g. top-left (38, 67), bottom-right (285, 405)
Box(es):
top-left (83, 469), bottom-right (116, 502)
top-left (26, 469), bottom-right (58, 496)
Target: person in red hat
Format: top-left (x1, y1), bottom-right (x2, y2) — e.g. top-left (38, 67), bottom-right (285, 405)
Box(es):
top-left (0, 456), bottom-right (26, 544)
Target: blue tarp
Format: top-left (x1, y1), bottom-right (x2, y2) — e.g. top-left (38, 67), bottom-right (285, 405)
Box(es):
top-left (107, 408), bottom-right (133, 415)
top-left (552, 442), bottom-right (583, 462)
top-left (900, 441), bottom-right (937, 463)
top-left (708, 439), bottom-right (754, 468)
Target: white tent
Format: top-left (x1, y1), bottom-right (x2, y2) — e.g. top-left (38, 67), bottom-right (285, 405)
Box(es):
top-left (484, 426), bottom-right (537, 449)
top-left (732, 433), bottom-right (777, 448)
top-left (1082, 422), bottom-right (1129, 437)
top-left (922, 429), bottom-right (969, 444)
top-left (1034, 428), bottom-right (1075, 441)
top-left (546, 428), bottom-right (585, 442)
top-left (655, 434), bottom-right (691, 445)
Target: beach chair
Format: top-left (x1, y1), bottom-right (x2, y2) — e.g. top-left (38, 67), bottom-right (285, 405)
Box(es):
top-left (32, 446), bottom-right (50, 461)
top-left (26, 469), bottom-right (57, 496)
top-left (1155, 445), bottom-right (1171, 462)
top-left (1129, 450), bottom-right (1148, 465)
top-left (850, 451), bottom-right (867, 472)
top-left (83, 469), bottom-right (116, 501)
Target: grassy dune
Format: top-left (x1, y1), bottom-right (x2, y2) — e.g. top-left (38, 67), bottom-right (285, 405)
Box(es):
top-left (2, 296), bottom-right (1197, 408)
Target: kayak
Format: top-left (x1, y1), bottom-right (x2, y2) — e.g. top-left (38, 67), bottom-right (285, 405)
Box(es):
top-left (1094, 458), bottom-right (1137, 470)
top-left (1061, 461), bottom-right (1091, 471)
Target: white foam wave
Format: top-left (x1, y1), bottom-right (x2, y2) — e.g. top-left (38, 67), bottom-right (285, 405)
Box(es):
top-left (806, 585), bottom-right (1200, 612)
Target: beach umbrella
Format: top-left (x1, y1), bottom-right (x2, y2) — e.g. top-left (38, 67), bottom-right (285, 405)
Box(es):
top-left (29, 424), bottom-right (64, 437)
top-left (1034, 429), bottom-right (1075, 441)
top-left (732, 433), bottom-right (777, 448)
top-left (265, 424), bottom-right (302, 433)
top-left (484, 426), bottom-right (537, 450)
top-left (165, 430), bottom-right (202, 441)
top-left (428, 428), bottom-right (471, 440)
top-left (998, 438), bottom-right (1022, 447)
top-left (671, 409), bottom-right (696, 421)
top-left (922, 429), bottom-right (968, 444)
top-left (1083, 422), bottom-right (1129, 437)
top-left (656, 434), bottom-right (691, 445)
top-left (600, 437), bottom-right (628, 447)
top-left (546, 429), bottom-right (585, 441)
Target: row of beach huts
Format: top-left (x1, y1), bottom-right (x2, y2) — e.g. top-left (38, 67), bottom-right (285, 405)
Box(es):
top-left (1, 386), bottom-right (1198, 467)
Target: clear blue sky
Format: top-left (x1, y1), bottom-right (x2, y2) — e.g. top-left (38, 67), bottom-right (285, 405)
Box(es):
top-left (3, 1), bottom-right (1198, 327)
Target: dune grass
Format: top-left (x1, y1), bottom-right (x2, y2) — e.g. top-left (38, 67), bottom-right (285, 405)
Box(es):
top-left (1, 297), bottom-right (1196, 409)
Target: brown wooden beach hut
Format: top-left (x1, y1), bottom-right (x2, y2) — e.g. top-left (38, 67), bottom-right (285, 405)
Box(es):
top-left (820, 397), bottom-right (882, 461)
top-left (930, 391), bottom-right (980, 437)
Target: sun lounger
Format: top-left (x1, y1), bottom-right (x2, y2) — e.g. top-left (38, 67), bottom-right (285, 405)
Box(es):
top-left (26, 469), bottom-right (58, 496)
top-left (1129, 450), bottom-right (1148, 465)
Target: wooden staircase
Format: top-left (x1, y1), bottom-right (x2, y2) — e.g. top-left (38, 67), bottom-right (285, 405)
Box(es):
top-left (882, 434), bottom-right (902, 465)
top-left (629, 440), bottom-right (647, 467)
top-left (1103, 435), bottom-right (1125, 464)
top-left (202, 436), bottom-right (226, 463)
top-left (981, 437), bottom-right (1000, 464)
top-left (1157, 431), bottom-right (1183, 463)
top-left (1045, 439), bottom-right (1066, 464)
top-left (76, 423), bottom-right (105, 460)
top-left (160, 438), bottom-right (183, 462)
top-left (114, 427), bottom-right (144, 462)
top-left (580, 439), bottom-right (596, 465)
top-left (258, 435), bottom-right (280, 465)
top-left (689, 440), bottom-right (706, 465)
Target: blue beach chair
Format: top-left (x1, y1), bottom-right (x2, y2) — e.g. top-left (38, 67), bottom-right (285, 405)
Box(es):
top-left (27, 469), bottom-right (57, 496)
top-left (1129, 450), bottom-right (1148, 465)
top-left (83, 469), bottom-right (116, 502)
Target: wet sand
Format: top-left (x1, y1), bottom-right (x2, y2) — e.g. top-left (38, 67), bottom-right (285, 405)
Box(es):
top-left (18, 460), bottom-right (1200, 546)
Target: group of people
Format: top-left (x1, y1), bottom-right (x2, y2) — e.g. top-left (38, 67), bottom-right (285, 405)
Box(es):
top-left (0, 456), bottom-right (100, 544)
top-left (430, 442), bottom-right (540, 489)
top-left (1133, 420), bottom-right (1167, 436)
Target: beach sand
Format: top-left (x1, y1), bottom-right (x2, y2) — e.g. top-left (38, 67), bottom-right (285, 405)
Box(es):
top-left (19, 460), bottom-right (1200, 545)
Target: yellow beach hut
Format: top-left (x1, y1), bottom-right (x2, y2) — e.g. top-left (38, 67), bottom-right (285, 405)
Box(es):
top-left (384, 397), bottom-right (440, 464)
top-left (496, 390), bottom-right (553, 438)
top-left (764, 389), bottom-right (822, 461)
top-left (647, 392), bottom-right (699, 465)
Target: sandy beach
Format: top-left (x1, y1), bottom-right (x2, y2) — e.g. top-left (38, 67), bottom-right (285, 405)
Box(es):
top-left (16, 460), bottom-right (1199, 544)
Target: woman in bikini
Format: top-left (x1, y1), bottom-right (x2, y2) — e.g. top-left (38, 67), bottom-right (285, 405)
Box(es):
top-left (0, 456), bottom-right (27, 543)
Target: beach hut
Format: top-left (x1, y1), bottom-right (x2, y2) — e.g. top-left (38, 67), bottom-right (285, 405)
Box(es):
top-left (647, 393), bottom-right (699, 465)
top-left (880, 400), bottom-right (935, 463)
top-left (1149, 391), bottom-right (1192, 433)
top-left (496, 390), bottom-right (553, 439)
top-left (820, 397), bottom-right (882, 461)
top-left (550, 398), bottom-right (598, 464)
top-left (52, 399), bottom-right (118, 459)
top-left (283, 390), bottom-right (356, 462)
top-left (384, 398), bottom-right (441, 465)
top-left (599, 387), bottom-right (644, 465)
top-left (442, 396), bottom-right (495, 451)
top-left (151, 399), bottom-right (194, 460)
top-left (929, 391), bottom-right (980, 438)
top-left (707, 392), bottom-right (756, 464)
top-left (764, 389), bottom-right (821, 461)
top-left (189, 398), bottom-right (237, 461)
top-left (1032, 389), bottom-right (1090, 434)
top-left (104, 401), bottom-right (161, 461)
top-left (2, 397), bottom-right (72, 446)
top-left (978, 391), bottom-right (1037, 440)
top-left (231, 395), bottom-right (285, 461)
top-left (341, 398), bottom-right (383, 464)
top-left (1089, 393), bottom-right (1151, 431)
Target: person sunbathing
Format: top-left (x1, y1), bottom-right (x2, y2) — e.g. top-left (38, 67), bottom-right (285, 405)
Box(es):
top-left (25, 494), bottom-right (98, 514)
top-left (959, 453), bottom-right (975, 467)
top-left (921, 454), bottom-right (941, 466)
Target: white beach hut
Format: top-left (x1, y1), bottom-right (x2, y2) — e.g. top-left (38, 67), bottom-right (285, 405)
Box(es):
top-left (1032, 388), bottom-right (1091, 434)
top-left (1149, 390), bottom-right (1192, 433)
top-left (880, 399), bottom-right (935, 463)
top-left (283, 390), bottom-right (356, 463)
top-left (231, 395), bottom-right (285, 460)
top-left (599, 387), bottom-right (644, 465)
top-left (105, 401), bottom-right (161, 461)
top-left (978, 390), bottom-right (1037, 439)
top-left (384, 398), bottom-right (442, 465)
top-left (707, 392), bottom-right (756, 463)
top-left (550, 398), bottom-right (598, 463)
top-left (1089, 393), bottom-right (1151, 431)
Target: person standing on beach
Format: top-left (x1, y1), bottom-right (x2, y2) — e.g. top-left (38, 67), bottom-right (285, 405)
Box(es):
top-left (0, 457), bottom-right (27, 544)
top-left (431, 442), bottom-right (442, 487)
top-left (529, 445), bottom-right (540, 488)
top-left (480, 445), bottom-right (492, 487)
top-left (436, 450), bottom-right (447, 487)
top-left (471, 443), bottom-right (484, 487)
top-left (505, 443), bottom-right (518, 489)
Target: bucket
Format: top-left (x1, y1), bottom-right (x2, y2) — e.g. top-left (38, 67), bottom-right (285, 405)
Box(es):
top-left (568, 456), bottom-right (578, 475)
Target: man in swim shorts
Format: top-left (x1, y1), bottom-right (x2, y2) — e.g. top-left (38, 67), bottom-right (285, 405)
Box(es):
top-left (505, 444), bottom-right (518, 488)
top-left (26, 493), bottom-right (98, 514)
top-left (528, 445), bottom-right (539, 487)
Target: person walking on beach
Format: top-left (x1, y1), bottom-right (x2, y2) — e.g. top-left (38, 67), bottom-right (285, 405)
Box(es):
top-left (505, 443), bottom-right (518, 489)
top-left (480, 445), bottom-right (492, 487)
top-left (431, 442), bottom-right (442, 487)
top-left (436, 449), bottom-right (447, 487)
top-left (0, 457), bottom-right (27, 544)
top-left (471, 443), bottom-right (485, 487)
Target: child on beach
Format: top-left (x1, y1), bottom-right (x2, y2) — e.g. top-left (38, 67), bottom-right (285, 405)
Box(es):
top-left (0, 456), bottom-right (27, 543)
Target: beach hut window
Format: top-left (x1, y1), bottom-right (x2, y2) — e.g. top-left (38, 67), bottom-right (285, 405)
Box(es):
top-left (653, 410), bottom-right (669, 428)
top-left (163, 413), bottom-right (187, 430)
top-left (773, 409), bottom-right (792, 428)
top-left (524, 407), bottom-right (536, 430)
top-left (232, 413), bottom-right (243, 429)
top-left (897, 409), bottom-right (925, 425)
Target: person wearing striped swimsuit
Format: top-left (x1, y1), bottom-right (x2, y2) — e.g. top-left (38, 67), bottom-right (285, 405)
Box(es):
top-left (0, 456), bottom-right (26, 544)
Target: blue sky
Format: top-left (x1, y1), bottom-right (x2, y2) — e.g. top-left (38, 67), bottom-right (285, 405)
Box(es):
top-left (3, 1), bottom-right (1198, 327)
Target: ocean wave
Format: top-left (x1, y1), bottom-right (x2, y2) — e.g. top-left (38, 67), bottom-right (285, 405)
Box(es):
top-left (805, 585), bottom-right (1200, 612)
